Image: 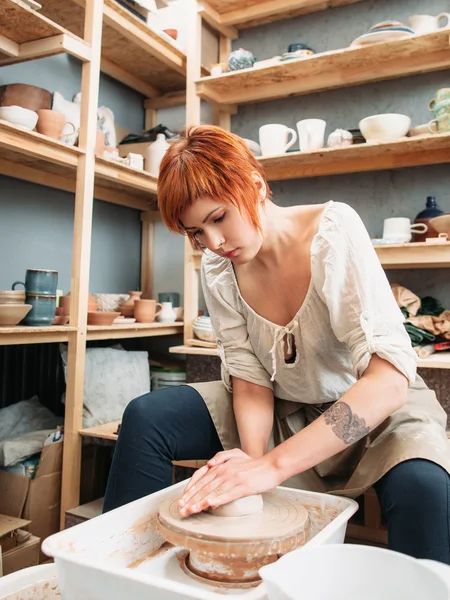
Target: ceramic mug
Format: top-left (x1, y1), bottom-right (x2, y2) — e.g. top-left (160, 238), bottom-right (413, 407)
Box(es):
top-left (409, 13), bottom-right (450, 35)
top-left (296, 119), bottom-right (326, 152)
top-left (258, 124), bottom-right (297, 157)
top-left (13, 269), bottom-right (58, 295)
top-left (428, 116), bottom-right (450, 133)
top-left (24, 293), bottom-right (57, 326)
top-left (36, 109), bottom-right (75, 141)
top-left (429, 88), bottom-right (450, 111)
top-left (383, 218), bottom-right (428, 243)
top-left (134, 299), bottom-right (163, 323)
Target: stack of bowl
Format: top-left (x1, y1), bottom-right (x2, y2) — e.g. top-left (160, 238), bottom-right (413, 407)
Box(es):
top-left (193, 315), bottom-right (216, 342)
top-left (0, 290), bottom-right (31, 326)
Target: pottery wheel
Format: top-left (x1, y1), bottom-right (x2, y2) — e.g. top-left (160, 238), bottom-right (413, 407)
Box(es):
top-left (158, 491), bottom-right (309, 543)
top-left (157, 491), bottom-right (310, 586)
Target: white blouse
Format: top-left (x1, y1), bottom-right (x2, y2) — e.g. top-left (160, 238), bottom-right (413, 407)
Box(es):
top-left (201, 201), bottom-right (417, 404)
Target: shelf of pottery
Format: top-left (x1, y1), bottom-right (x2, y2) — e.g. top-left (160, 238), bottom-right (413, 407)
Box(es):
top-left (170, 5), bottom-right (450, 371)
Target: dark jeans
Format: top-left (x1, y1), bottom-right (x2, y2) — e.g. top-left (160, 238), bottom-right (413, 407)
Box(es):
top-left (103, 385), bottom-right (450, 564)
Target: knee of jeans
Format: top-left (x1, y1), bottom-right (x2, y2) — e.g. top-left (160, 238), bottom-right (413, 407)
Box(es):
top-left (121, 392), bottom-right (157, 431)
top-left (382, 460), bottom-right (448, 512)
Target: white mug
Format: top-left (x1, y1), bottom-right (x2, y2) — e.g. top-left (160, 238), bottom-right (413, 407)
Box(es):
top-left (296, 119), bottom-right (326, 152)
top-left (409, 13), bottom-right (450, 35)
top-left (383, 217), bottom-right (428, 243)
top-left (258, 124), bottom-right (297, 157)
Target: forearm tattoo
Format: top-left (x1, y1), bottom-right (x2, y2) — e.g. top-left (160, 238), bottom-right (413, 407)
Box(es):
top-left (323, 402), bottom-right (370, 445)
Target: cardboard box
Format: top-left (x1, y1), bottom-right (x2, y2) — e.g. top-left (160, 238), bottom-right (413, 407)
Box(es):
top-left (0, 442), bottom-right (63, 562)
top-left (0, 514), bottom-right (31, 553)
top-left (2, 535), bottom-right (40, 576)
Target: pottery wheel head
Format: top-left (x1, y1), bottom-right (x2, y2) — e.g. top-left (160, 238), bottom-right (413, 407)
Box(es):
top-left (158, 491), bottom-right (309, 543)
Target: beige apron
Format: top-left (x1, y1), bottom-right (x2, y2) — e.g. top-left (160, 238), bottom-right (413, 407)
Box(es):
top-left (188, 374), bottom-right (450, 498)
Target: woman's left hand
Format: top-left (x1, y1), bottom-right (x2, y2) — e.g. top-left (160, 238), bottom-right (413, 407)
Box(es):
top-left (177, 449), bottom-right (280, 517)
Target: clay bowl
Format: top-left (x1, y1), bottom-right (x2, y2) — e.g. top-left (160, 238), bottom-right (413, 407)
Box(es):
top-left (0, 304), bottom-right (32, 326)
top-left (52, 315), bottom-right (70, 325)
top-left (0, 106), bottom-right (38, 130)
top-left (0, 290), bottom-right (25, 304)
top-left (429, 214), bottom-right (450, 236)
top-left (0, 84), bottom-right (52, 112)
top-left (163, 29), bottom-right (178, 40)
top-left (87, 311), bottom-right (120, 326)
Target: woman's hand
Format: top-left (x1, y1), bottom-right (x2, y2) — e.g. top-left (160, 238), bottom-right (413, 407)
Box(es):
top-left (177, 448), bottom-right (280, 517)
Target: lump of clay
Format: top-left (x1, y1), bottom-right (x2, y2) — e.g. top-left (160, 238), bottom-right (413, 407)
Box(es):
top-left (208, 494), bottom-right (263, 517)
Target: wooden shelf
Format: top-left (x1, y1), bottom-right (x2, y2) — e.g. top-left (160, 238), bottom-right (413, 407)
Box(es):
top-left (196, 31), bottom-right (450, 105)
top-left (80, 420), bottom-right (120, 441)
top-left (192, 251), bottom-right (203, 270)
top-left (0, 121), bottom-right (158, 210)
top-left (86, 321), bottom-right (183, 341)
top-left (207, 0), bottom-right (363, 29)
top-left (258, 133), bottom-right (450, 180)
top-left (0, 325), bottom-right (76, 345)
top-left (0, 0), bottom-right (91, 64)
top-left (39, 0), bottom-right (188, 97)
top-left (375, 241), bottom-right (450, 269)
top-left (170, 344), bottom-right (219, 356)
top-left (418, 352), bottom-right (450, 369)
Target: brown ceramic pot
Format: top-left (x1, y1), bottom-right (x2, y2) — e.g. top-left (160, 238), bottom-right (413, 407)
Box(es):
top-left (134, 299), bottom-right (163, 323)
top-left (0, 84), bottom-right (51, 111)
top-left (36, 109), bottom-right (75, 140)
top-left (120, 290), bottom-right (142, 318)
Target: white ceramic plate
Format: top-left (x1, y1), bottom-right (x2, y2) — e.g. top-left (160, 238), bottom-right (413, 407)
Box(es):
top-left (350, 30), bottom-right (414, 48)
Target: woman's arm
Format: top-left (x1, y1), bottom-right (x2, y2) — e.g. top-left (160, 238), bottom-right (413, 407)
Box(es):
top-left (266, 354), bottom-right (407, 481)
top-left (232, 377), bottom-right (274, 459)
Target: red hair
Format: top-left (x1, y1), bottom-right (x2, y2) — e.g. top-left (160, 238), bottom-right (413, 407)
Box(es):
top-left (157, 125), bottom-right (271, 247)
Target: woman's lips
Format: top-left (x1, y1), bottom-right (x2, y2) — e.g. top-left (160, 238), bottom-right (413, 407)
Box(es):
top-left (223, 249), bottom-right (239, 258)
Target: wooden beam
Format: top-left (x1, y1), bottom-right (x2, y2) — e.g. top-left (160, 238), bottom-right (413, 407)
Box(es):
top-left (144, 91), bottom-right (187, 110)
top-left (144, 108), bottom-right (157, 130)
top-left (60, 0), bottom-right (104, 525)
top-left (101, 58), bottom-right (162, 98)
top-left (186, 3), bottom-right (202, 125)
top-left (103, 1), bottom-right (185, 76)
top-left (0, 34), bottom-right (19, 57)
top-left (197, 2), bottom-right (238, 40)
top-left (13, 34), bottom-right (91, 62)
top-left (183, 237), bottom-right (199, 345)
top-left (140, 215), bottom-right (155, 299)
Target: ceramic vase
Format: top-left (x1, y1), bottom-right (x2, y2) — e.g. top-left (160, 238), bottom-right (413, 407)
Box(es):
top-left (144, 134), bottom-right (170, 176)
top-left (157, 302), bottom-right (177, 323)
top-left (120, 290), bottom-right (142, 317)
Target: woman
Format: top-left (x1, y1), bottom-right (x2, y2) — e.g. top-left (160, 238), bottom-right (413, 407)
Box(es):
top-left (104, 125), bottom-right (450, 563)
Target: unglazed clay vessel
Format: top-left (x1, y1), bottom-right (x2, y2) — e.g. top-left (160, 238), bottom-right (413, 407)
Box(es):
top-left (134, 299), bottom-right (163, 323)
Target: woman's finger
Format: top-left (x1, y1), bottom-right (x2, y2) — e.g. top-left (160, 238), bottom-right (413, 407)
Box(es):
top-left (183, 465), bottom-right (209, 493)
top-left (207, 449), bottom-right (245, 467)
top-left (179, 466), bottom-right (219, 509)
top-left (180, 476), bottom-right (234, 516)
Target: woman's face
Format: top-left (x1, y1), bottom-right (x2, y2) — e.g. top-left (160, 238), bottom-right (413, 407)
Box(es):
top-left (181, 196), bottom-right (263, 264)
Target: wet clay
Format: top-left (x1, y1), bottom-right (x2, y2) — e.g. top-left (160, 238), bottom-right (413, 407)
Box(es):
top-left (208, 494), bottom-right (263, 518)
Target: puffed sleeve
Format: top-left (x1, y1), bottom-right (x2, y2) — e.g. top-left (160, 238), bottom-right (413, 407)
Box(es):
top-left (311, 202), bottom-right (417, 385)
top-left (201, 251), bottom-right (273, 393)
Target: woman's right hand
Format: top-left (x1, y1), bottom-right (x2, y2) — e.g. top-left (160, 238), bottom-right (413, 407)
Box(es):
top-left (183, 448), bottom-right (251, 494)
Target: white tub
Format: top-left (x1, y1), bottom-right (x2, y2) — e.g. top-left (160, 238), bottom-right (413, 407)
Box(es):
top-left (0, 564), bottom-right (59, 600)
top-left (42, 482), bottom-right (358, 600)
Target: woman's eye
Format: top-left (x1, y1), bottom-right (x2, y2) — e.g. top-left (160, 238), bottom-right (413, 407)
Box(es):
top-left (194, 230), bottom-right (203, 238)
top-left (214, 214), bottom-right (225, 223)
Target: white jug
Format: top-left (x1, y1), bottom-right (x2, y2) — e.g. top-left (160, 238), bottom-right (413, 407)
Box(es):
top-left (144, 133), bottom-right (170, 176)
top-left (157, 301), bottom-right (177, 323)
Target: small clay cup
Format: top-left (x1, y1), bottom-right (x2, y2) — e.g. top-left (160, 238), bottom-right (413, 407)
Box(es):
top-left (134, 299), bottom-right (163, 323)
top-left (36, 109), bottom-right (75, 140)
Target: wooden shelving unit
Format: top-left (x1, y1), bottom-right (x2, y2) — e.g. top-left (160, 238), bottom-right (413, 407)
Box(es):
top-left (86, 321), bottom-right (183, 341)
top-left (375, 241), bottom-right (450, 269)
top-left (204, 0), bottom-right (363, 29)
top-left (80, 420), bottom-right (120, 441)
top-left (260, 133), bottom-right (450, 180)
top-left (417, 353), bottom-right (450, 369)
top-left (0, 325), bottom-right (76, 345)
top-left (0, 0), bottom-right (91, 65)
top-left (196, 30), bottom-right (450, 105)
top-left (39, 0), bottom-right (189, 98)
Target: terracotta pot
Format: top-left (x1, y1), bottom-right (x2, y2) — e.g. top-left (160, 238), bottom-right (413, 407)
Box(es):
top-left (87, 311), bottom-right (120, 326)
top-left (120, 290), bottom-right (142, 318)
top-left (58, 295), bottom-right (71, 316)
top-left (0, 84), bottom-right (51, 111)
top-left (36, 109), bottom-right (75, 140)
top-left (134, 299), bottom-right (163, 323)
top-left (52, 315), bottom-right (69, 325)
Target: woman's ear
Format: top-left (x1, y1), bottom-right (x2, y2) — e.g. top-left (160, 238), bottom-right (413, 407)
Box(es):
top-left (252, 172), bottom-right (267, 201)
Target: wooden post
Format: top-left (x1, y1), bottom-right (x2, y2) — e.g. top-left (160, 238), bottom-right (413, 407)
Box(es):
top-left (144, 107), bottom-right (157, 130)
top-left (60, 0), bottom-right (104, 526)
top-left (140, 212), bottom-right (155, 299)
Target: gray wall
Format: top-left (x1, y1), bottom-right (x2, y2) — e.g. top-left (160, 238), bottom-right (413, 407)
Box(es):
top-left (0, 55), bottom-right (144, 293)
top-left (160, 0), bottom-right (450, 307)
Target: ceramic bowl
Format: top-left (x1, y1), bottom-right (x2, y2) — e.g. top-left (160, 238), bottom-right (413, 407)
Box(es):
top-left (359, 113), bottom-right (411, 141)
top-left (0, 105), bottom-right (38, 130)
top-left (87, 311), bottom-right (120, 326)
top-left (0, 290), bottom-right (25, 304)
top-left (429, 214), bottom-right (450, 235)
top-left (193, 316), bottom-right (216, 342)
top-left (0, 304), bottom-right (32, 326)
top-left (173, 306), bottom-right (184, 321)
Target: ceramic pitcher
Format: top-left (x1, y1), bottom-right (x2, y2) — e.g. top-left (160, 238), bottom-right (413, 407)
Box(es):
top-left (157, 302), bottom-right (177, 323)
top-left (409, 13), bottom-right (450, 35)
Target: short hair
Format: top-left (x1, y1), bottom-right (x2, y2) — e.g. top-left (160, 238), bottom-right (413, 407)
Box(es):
top-left (157, 125), bottom-right (271, 246)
